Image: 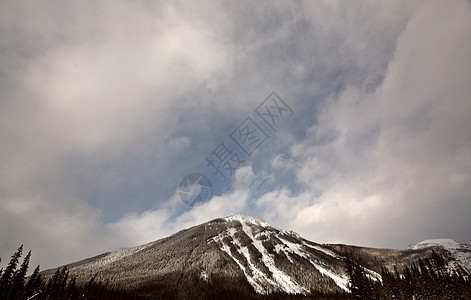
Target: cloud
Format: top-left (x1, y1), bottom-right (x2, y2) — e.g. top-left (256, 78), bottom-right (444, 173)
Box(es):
top-left (263, 0), bottom-right (471, 248)
top-left (1, 0), bottom-right (470, 271)
top-left (109, 165), bottom-right (254, 245)
top-left (0, 0), bottom-right (235, 268)
top-left (0, 194), bottom-right (127, 269)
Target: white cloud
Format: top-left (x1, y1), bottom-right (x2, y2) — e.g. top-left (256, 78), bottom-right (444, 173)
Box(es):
top-left (262, 0), bottom-right (471, 248)
top-left (109, 165), bottom-right (255, 245)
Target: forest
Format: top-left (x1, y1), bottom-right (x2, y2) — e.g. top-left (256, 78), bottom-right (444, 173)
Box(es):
top-left (1, 245), bottom-right (470, 299)
top-left (0, 245), bottom-right (138, 300)
top-left (346, 250), bottom-right (471, 299)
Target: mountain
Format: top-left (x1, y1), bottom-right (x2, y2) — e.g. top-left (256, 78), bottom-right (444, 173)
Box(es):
top-left (407, 238), bottom-right (471, 274)
top-left (42, 214), bottom-right (470, 299)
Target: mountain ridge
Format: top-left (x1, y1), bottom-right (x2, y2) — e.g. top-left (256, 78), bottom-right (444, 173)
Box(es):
top-left (41, 214), bottom-right (470, 298)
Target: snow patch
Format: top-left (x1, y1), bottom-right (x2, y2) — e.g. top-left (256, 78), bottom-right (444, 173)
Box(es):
top-left (308, 259), bottom-right (350, 292)
top-left (200, 271), bottom-right (209, 282)
top-left (302, 242), bottom-right (341, 259)
top-left (239, 219), bottom-right (309, 295)
top-left (225, 214), bottom-right (271, 228)
top-left (218, 238), bottom-right (266, 293)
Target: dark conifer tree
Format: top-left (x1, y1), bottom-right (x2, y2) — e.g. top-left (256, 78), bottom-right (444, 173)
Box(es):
top-left (11, 250), bottom-right (31, 299)
top-left (24, 265), bottom-right (42, 299)
top-left (346, 258), bottom-right (377, 299)
top-left (65, 276), bottom-right (77, 299)
top-left (44, 266), bottom-right (68, 299)
top-left (401, 266), bottom-right (415, 299)
top-left (0, 245), bottom-right (23, 297)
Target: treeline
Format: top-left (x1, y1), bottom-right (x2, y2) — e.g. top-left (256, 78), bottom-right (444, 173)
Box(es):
top-left (0, 245), bottom-right (140, 300)
top-left (3, 244), bottom-right (470, 299)
top-left (346, 250), bottom-right (471, 299)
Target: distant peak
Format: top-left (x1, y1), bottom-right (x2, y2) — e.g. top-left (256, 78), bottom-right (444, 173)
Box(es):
top-left (408, 238), bottom-right (461, 250)
top-left (224, 214), bottom-right (271, 227)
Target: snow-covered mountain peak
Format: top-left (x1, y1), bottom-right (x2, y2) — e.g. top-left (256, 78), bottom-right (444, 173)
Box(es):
top-left (224, 214), bottom-right (271, 228)
top-left (409, 238), bottom-right (461, 250)
top-left (213, 214), bottom-right (357, 294)
top-left (408, 238), bottom-right (471, 274)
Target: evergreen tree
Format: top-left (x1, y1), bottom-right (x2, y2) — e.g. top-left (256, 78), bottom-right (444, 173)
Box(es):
top-left (11, 250), bottom-right (31, 298)
top-left (65, 276), bottom-right (77, 299)
top-left (0, 245), bottom-right (23, 297)
top-left (24, 265), bottom-right (42, 299)
top-left (417, 258), bottom-right (433, 298)
top-left (401, 266), bottom-right (415, 299)
top-left (346, 258), bottom-right (377, 299)
top-left (44, 266), bottom-right (68, 299)
top-left (430, 250), bottom-right (447, 278)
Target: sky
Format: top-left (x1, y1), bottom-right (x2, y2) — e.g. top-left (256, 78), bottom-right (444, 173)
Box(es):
top-left (1, 0), bottom-right (471, 270)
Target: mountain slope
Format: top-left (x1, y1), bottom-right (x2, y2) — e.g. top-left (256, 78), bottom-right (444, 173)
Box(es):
top-left (42, 214), bottom-right (470, 298)
top-left (209, 214), bottom-right (359, 294)
top-left (408, 238), bottom-right (471, 274)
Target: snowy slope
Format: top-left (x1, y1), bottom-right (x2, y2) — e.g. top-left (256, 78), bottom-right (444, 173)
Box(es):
top-left (409, 238), bottom-right (471, 274)
top-left (209, 214), bottom-right (363, 294)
